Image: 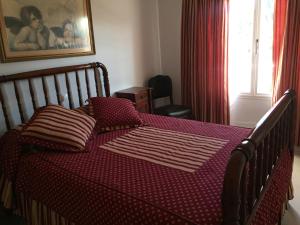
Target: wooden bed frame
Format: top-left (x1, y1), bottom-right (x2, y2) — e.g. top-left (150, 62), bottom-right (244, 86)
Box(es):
top-left (0, 62), bottom-right (296, 225)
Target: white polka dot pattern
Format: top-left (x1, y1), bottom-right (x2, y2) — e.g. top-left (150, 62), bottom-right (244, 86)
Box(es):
top-left (89, 97), bottom-right (143, 133)
top-left (0, 113), bottom-right (293, 225)
top-left (251, 149), bottom-right (292, 225)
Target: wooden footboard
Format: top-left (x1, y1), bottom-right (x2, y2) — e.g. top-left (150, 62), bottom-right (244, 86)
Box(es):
top-left (222, 89), bottom-right (296, 225)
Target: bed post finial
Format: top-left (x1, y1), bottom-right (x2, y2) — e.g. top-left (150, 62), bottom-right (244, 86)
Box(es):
top-left (96, 62), bottom-right (110, 97)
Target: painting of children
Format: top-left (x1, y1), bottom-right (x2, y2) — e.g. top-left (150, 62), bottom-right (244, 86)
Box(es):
top-left (0, 0), bottom-right (94, 62)
top-left (13, 5), bottom-right (49, 51)
top-left (51, 19), bottom-right (87, 49)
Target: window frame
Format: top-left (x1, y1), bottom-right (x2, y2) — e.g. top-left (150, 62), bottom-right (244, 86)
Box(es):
top-left (231, 0), bottom-right (273, 99)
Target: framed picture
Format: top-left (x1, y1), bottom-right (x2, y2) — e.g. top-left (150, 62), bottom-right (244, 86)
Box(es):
top-left (0, 0), bottom-right (95, 62)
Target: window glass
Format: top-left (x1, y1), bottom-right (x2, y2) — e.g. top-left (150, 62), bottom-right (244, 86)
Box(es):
top-left (257, 0), bottom-right (275, 95)
top-left (229, 0), bottom-right (255, 97)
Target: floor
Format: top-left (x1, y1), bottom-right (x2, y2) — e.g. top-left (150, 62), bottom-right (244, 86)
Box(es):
top-left (0, 210), bottom-right (25, 225)
top-left (1, 148), bottom-right (300, 225)
top-left (282, 147), bottom-right (300, 225)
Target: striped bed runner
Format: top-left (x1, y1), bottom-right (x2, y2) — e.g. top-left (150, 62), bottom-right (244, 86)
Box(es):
top-left (100, 126), bottom-right (229, 172)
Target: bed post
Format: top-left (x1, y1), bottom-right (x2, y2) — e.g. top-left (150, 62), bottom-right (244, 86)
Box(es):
top-left (222, 140), bottom-right (255, 225)
top-left (96, 62), bottom-right (110, 97)
top-left (289, 90), bottom-right (297, 156)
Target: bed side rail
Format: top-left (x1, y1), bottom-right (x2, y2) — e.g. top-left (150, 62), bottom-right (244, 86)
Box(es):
top-left (222, 89), bottom-right (296, 225)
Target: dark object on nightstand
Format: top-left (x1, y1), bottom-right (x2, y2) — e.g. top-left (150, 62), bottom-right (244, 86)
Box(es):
top-left (115, 87), bottom-right (153, 113)
top-left (148, 75), bottom-right (192, 119)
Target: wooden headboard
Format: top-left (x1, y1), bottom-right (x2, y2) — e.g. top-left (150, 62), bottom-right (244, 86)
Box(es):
top-left (0, 62), bottom-right (110, 134)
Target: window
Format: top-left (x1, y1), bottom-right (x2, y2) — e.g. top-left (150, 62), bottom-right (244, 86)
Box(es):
top-left (229, 0), bottom-right (275, 99)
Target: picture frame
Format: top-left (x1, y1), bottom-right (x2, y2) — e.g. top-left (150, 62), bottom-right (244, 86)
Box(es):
top-left (0, 0), bottom-right (95, 62)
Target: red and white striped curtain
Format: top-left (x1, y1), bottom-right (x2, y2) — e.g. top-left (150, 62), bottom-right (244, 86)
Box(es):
top-left (181, 0), bottom-right (230, 125)
top-left (273, 0), bottom-right (300, 145)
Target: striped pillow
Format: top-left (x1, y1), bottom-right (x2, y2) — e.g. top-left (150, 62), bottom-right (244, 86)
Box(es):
top-left (22, 105), bottom-right (96, 152)
top-left (72, 105), bottom-right (89, 115)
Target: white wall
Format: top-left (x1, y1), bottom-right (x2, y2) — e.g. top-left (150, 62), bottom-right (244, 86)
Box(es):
top-left (157, 0), bottom-right (182, 104)
top-left (0, 0), bottom-right (162, 95)
top-left (230, 96), bottom-right (272, 128)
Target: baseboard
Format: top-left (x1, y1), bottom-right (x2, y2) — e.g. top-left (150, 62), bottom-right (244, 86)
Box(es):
top-left (230, 121), bottom-right (256, 128)
top-left (0, 204), bottom-right (5, 216)
top-left (294, 146), bottom-right (300, 153)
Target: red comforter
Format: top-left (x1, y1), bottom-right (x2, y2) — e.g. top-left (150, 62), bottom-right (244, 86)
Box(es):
top-left (0, 114), bottom-right (292, 225)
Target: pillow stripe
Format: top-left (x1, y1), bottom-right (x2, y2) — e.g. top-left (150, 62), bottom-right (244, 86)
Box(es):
top-left (22, 105), bottom-right (96, 152)
top-left (33, 116), bottom-right (90, 133)
top-left (46, 109), bottom-right (95, 131)
top-left (40, 109), bottom-right (95, 132)
top-left (88, 103), bottom-right (94, 117)
top-left (72, 106), bottom-right (89, 115)
top-left (49, 105), bottom-right (95, 123)
top-left (36, 115), bottom-right (92, 136)
top-left (54, 104), bottom-right (94, 121)
top-left (46, 108), bottom-right (95, 130)
top-left (22, 131), bottom-right (84, 149)
top-left (23, 125), bottom-right (87, 146)
top-left (24, 123), bottom-right (88, 144)
top-left (46, 105), bottom-right (95, 124)
top-left (23, 127), bottom-right (86, 148)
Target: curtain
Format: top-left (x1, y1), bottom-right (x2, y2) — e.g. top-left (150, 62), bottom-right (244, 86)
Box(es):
top-left (273, 0), bottom-right (300, 145)
top-left (181, 0), bottom-right (229, 125)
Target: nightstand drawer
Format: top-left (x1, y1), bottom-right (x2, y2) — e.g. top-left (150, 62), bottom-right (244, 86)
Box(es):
top-left (115, 92), bottom-right (134, 101)
top-left (136, 100), bottom-right (149, 113)
top-left (115, 87), bottom-right (153, 113)
top-left (135, 90), bottom-right (148, 102)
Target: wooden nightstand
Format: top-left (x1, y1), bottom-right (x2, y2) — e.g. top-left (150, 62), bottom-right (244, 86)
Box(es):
top-left (116, 87), bottom-right (153, 113)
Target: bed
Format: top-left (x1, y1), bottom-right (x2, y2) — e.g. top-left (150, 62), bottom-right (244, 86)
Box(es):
top-left (0, 62), bottom-right (296, 225)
